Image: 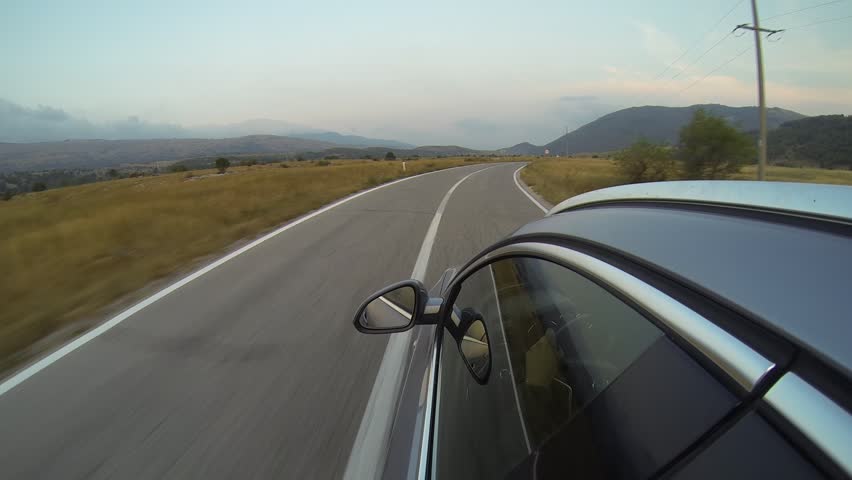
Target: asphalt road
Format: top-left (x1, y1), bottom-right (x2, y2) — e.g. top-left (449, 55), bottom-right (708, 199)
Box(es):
top-left (0, 162), bottom-right (544, 479)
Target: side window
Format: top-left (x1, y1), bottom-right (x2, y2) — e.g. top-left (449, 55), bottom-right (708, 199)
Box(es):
top-left (491, 257), bottom-right (662, 444)
top-left (434, 256), bottom-right (741, 480)
top-left (434, 256), bottom-right (663, 479)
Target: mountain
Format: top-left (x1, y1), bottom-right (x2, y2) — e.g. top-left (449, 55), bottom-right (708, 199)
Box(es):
top-left (1, 100), bottom-right (414, 150)
top-left (0, 135), bottom-right (340, 172)
top-left (297, 145), bottom-right (484, 160)
top-left (190, 119), bottom-right (318, 138)
top-left (292, 132), bottom-right (414, 149)
top-left (534, 104), bottom-right (806, 155)
top-left (191, 119), bottom-right (412, 148)
top-left (498, 142), bottom-right (541, 155)
top-left (768, 115), bottom-right (852, 169)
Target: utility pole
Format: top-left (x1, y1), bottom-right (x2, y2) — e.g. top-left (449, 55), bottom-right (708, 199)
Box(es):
top-left (735, 1), bottom-right (782, 181)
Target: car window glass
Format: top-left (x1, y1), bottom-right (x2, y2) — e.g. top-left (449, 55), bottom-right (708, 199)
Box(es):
top-left (434, 256), bottom-right (662, 479)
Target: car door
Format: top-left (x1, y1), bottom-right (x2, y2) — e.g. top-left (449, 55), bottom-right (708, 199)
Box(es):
top-left (431, 244), bottom-right (764, 479)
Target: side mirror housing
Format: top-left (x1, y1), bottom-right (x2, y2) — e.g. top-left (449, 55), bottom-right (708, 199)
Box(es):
top-left (353, 280), bottom-right (440, 334)
top-left (454, 307), bottom-right (492, 384)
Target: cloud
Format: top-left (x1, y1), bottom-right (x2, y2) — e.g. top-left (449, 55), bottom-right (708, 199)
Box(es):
top-left (633, 21), bottom-right (682, 66)
top-left (559, 95), bottom-right (598, 102)
top-left (0, 99), bottom-right (187, 142)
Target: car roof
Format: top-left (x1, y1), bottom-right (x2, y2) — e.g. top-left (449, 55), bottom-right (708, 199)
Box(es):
top-left (513, 181), bottom-right (852, 379)
top-left (550, 180), bottom-right (852, 223)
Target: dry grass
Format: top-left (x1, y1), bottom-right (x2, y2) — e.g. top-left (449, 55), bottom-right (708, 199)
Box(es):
top-left (520, 157), bottom-right (623, 204)
top-left (522, 157), bottom-right (852, 205)
top-left (0, 157), bottom-right (506, 372)
top-left (732, 164), bottom-right (852, 185)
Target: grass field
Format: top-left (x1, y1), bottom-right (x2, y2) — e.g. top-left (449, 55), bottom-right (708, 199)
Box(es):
top-left (521, 157), bottom-right (852, 205)
top-left (0, 157), bottom-right (511, 373)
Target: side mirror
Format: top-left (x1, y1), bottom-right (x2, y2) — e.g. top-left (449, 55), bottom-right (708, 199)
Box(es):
top-left (353, 280), bottom-right (430, 334)
top-left (456, 307), bottom-right (492, 384)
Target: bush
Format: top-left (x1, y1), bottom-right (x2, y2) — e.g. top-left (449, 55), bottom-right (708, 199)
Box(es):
top-left (317, 160), bottom-right (332, 167)
top-left (280, 163), bottom-right (290, 168)
top-left (169, 164), bottom-right (188, 173)
top-left (385, 151), bottom-right (396, 160)
top-left (296, 156), bottom-right (306, 162)
top-left (324, 155), bottom-right (340, 160)
top-left (679, 109), bottom-right (756, 179)
top-left (215, 157), bottom-right (231, 174)
top-left (614, 139), bottom-right (675, 183)
top-left (107, 169), bottom-right (119, 178)
top-left (184, 172), bottom-right (195, 179)
top-left (31, 182), bottom-right (47, 192)
top-left (240, 159), bottom-right (258, 167)
top-left (2, 191), bottom-right (14, 201)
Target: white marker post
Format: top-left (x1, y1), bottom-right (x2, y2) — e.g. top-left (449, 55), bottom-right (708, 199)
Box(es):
top-left (402, 161), bottom-right (406, 172)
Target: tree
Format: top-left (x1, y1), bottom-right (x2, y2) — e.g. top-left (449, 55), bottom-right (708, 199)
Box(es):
top-left (385, 151), bottom-right (396, 160)
top-left (678, 109), bottom-right (756, 179)
top-left (31, 182), bottom-right (47, 192)
top-left (614, 139), bottom-right (674, 183)
top-left (107, 169), bottom-right (119, 178)
top-left (215, 157), bottom-right (231, 174)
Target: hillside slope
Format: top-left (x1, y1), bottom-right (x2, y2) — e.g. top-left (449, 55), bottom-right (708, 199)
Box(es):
top-left (768, 115), bottom-right (852, 168)
top-left (0, 135), bottom-right (341, 172)
top-left (541, 104), bottom-right (805, 154)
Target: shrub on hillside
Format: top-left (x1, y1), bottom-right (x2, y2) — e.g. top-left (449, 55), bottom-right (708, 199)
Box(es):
top-left (215, 157), bottom-right (231, 174)
top-left (679, 109), bottom-right (755, 179)
top-left (614, 139), bottom-right (675, 183)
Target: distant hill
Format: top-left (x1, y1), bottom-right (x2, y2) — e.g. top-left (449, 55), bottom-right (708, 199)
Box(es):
top-left (0, 136), bottom-right (486, 173)
top-left (510, 104), bottom-right (806, 155)
top-left (291, 132), bottom-right (414, 149)
top-left (499, 142), bottom-right (541, 155)
top-left (768, 115), bottom-right (852, 169)
top-left (298, 145), bottom-right (484, 160)
top-left (0, 135), bottom-right (340, 172)
top-left (191, 119), bottom-right (413, 149)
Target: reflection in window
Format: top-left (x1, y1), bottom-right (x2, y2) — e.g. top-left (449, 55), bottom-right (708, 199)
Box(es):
top-left (492, 258), bottom-right (662, 444)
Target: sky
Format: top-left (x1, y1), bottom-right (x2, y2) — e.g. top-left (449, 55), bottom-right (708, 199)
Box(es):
top-left (2, 0), bottom-right (851, 148)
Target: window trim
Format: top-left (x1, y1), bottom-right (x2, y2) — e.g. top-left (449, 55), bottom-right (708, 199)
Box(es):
top-left (765, 373), bottom-right (852, 478)
top-left (446, 242), bottom-right (775, 393)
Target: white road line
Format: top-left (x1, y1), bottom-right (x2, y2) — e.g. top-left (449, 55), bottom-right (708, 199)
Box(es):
top-left (344, 165), bottom-right (497, 480)
top-left (489, 265), bottom-right (532, 453)
top-left (0, 165), bottom-right (484, 398)
top-left (377, 295), bottom-right (413, 320)
top-left (513, 164), bottom-right (549, 214)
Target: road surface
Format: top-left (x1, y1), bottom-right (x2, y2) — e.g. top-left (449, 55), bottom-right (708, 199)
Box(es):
top-left (0, 162), bottom-right (544, 479)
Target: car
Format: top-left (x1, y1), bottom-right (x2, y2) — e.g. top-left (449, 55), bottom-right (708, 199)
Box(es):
top-left (350, 180), bottom-right (852, 480)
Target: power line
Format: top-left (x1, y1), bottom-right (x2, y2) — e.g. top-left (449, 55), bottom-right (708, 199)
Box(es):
top-left (677, 45), bottom-right (752, 95)
top-left (623, 0), bottom-right (745, 107)
top-left (763, 0), bottom-right (845, 22)
top-left (784, 13), bottom-right (852, 29)
top-left (671, 31), bottom-right (734, 80)
top-left (652, 0), bottom-right (745, 80)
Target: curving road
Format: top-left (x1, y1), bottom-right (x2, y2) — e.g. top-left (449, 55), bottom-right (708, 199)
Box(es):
top-left (0, 162), bottom-right (545, 479)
